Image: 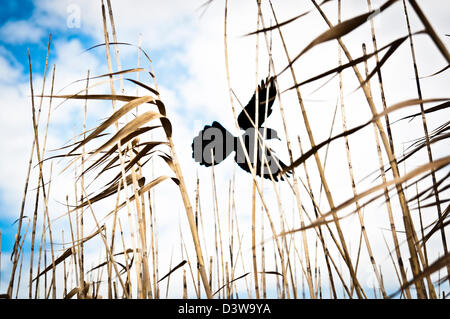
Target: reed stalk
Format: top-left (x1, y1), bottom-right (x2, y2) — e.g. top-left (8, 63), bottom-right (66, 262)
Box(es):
top-left (311, 0), bottom-right (426, 297)
top-left (366, 0), bottom-right (412, 296)
top-left (402, 0), bottom-right (449, 282)
top-left (297, 136), bottom-right (337, 298)
top-left (337, 38), bottom-right (386, 297)
top-left (272, 0), bottom-right (364, 297)
top-left (101, 0), bottom-right (143, 298)
top-left (263, 0), bottom-right (315, 298)
top-left (62, 230), bottom-right (67, 298)
top-left (224, 0), bottom-right (290, 298)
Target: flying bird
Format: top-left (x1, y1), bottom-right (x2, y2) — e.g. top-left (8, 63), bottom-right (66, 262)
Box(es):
top-left (192, 77), bottom-right (291, 181)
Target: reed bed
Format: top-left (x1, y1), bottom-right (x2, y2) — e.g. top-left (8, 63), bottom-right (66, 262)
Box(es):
top-left (1, 0), bottom-right (449, 299)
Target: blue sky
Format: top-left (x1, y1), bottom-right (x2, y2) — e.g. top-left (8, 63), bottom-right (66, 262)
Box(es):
top-left (0, 0), bottom-right (194, 243)
top-left (0, 0), bottom-right (93, 250)
top-left (0, 0), bottom-right (449, 298)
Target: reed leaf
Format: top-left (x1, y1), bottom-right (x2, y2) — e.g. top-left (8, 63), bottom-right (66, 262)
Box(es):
top-left (389, 252), bottom-right (450, 298)
top-left (282, 98), bottom-right (449, 175)
top-left (158, 260), bottom-right (187, 283)
top-left (285, 34), bottom-right (411, 91)
top-left (279, 156), bottom-right (450, 234)
top-left (67, 96), bottom-right (156, 155)
top-left (64, 287), bottom-right (79, 299)
top-left (278, 0), bottom-right (399, 75)
top-left (213, 272), bottom-right (250, 296)
top-left (32, 248), bottom-right (72, 282)
top-left (81, 111), bottom-right (165, 163)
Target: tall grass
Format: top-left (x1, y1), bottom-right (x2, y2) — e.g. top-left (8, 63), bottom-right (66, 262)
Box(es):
top-left (1, 0), bottom-right (449, 299)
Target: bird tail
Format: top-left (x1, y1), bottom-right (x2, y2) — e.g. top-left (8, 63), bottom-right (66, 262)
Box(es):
top-left (192, 121), bottom-right (235, 167)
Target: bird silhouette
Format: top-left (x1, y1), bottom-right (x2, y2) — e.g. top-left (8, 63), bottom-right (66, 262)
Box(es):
top-left (192, 77), bottom-right (291, 181)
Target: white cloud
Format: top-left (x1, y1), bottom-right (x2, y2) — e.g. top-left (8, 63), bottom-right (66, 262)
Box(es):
top-left (0, 20), bottom-right (45, 44)
top-left (0, 53), bottom-right (22, 84)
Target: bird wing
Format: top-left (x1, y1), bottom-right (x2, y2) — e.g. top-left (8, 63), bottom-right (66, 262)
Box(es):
top-left (234, 134), bottom-right (290, 181)
top-left (192, 121), bottom-right (235, 167)
top-left (258, 146), bottom-right (291, 181)
top-left (237, 77), bottom-right (277, 130)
